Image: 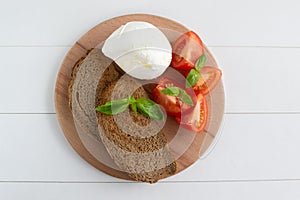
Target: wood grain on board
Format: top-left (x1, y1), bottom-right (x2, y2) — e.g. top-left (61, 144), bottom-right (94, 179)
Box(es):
top-left (54, 14), bottom-right (224, 181)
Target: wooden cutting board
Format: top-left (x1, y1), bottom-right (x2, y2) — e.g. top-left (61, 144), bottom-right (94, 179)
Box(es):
top-left (54, 14), bottom-right (225, 181)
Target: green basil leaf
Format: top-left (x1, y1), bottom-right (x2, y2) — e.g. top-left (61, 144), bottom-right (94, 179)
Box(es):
top-left (96, 98), bottom-right (129, 115)
top-left (179, 90), bottom-right (194, 106)
top-left (195, 53), bottom-right (207, 71)
top-left (186, 69), bottom-right (200, 88)
top-left (129, 96), bottom-right (136, 104)
top-left (131, 102), bottom-right (138, 116)
top-left (161, 86), bottom-right (180, 96)
top-left (136, 98), bottom-right (164, 121)
top-left (128, 96), bottom-right (137, 115)
top-left (161, 86), bottom-right (194, 106)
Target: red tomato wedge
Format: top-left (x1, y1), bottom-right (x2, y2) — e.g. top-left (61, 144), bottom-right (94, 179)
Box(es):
top-left (188, 66), bottom-right (222, 95)
top-left (172, 31), bottom-right (204, 71)
top-left (152, 78), bottom-right (195, 117)
top-left (176, 94), bottom-right (208, 133)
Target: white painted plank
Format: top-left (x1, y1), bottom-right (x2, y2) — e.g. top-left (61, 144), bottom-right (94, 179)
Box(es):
top-left (0, 0), bottom-right (299, 46)
top-left (0, 114), bottom-right (300, 182)
top-left (0, 181), bottom-right (300, 200)
top-left (211, 47), bottom-right (300, 113)
top-left (0, 47), bottom-right (68, 113)
top-left (0, 47), bottom-right (299, 113)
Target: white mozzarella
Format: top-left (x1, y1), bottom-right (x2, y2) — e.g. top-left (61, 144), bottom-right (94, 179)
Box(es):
top-left (102, 21), bottom-right (172, 80)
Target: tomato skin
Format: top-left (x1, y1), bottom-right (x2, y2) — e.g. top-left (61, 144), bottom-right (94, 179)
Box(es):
top-left (172, 31), bottom-right (204, 71)
top-left (152, 78), bottom-right (195, 117)
top-left (185, 66), bottom-right (222, 95)
top-left (175, 94), bottom-right (208, 133)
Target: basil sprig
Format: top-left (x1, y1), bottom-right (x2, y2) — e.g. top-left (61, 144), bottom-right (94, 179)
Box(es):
top-left (186, 53), bottom-right (207, 88)
top-left (96, 96), bottom-right (164, 121)
top-left (161, 86), bottom-right (194, 106)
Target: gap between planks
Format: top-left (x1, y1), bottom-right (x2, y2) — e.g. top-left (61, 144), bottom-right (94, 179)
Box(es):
top-left (1, 179), bottom-right (300, 184)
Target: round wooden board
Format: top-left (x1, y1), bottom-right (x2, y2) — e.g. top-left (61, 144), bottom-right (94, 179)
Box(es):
top-left (55, 14), bottom-right (225, 181)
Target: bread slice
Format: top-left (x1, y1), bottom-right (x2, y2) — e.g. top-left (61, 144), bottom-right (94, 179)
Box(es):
top-left (68, 48), bottom-right (121, 140)
top-left (96, 75), bottom-right (176, 183)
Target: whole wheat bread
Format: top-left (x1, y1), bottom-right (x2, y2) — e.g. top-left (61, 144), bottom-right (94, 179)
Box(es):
top-left (68, 48), bottom-right (121, 140)
top-left (69, 48), bottom-right (176, 183)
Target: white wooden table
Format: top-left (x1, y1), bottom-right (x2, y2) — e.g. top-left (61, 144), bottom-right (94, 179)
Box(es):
top-left (1, 0), bottom-right (300, 199)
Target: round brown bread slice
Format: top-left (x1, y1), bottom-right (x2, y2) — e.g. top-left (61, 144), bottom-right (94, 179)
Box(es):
top-left (68, 48), bottom-right (121, 140)
top-left (96, 75), bottom-right (176, 183)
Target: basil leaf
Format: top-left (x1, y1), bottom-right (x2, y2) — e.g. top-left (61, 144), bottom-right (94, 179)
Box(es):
top-left (161, 86), bottom-right (180, 96)
top-left (96, 98), bottom-right (129, 115)
top-left (195, 53), bottom-right (207, 71)
top-left (129, 96), bottom-right (136, 104)
top-left (186, 69), bottom-right (200, 88)
top-left (161, 86), bottom-right (194, 106)
top-left (136, 98), bottom-right (164, 121)
top-left (131, 102), bottom-right (137, 115)
top-left (179, 90), bottom-right (194, 106)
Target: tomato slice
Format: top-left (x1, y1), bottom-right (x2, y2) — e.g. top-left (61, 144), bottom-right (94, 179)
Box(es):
top-left (176, 94), bottom-right (208, 133)
top-left (152, 78), bottom-right (195, 117)
top-left (172, 31), bottom-right (204, 71)
top-left (187, 66), bottom-right (222, 95)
